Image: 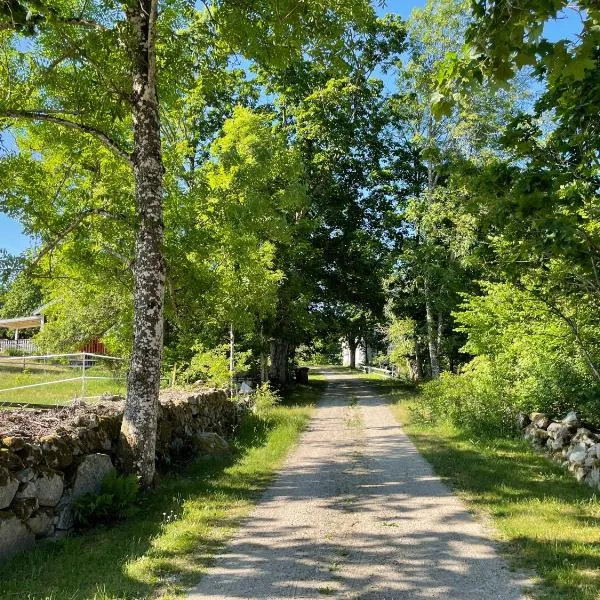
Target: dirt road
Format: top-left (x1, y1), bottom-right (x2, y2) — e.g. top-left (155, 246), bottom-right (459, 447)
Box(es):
top-left (189, 369), bottom-right (528, 599)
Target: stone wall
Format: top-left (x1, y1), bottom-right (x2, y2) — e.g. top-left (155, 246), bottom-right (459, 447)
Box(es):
top-left (0, 389), bottom-right (239, 559)
top-left (520, 410), bottom-right (600, 489)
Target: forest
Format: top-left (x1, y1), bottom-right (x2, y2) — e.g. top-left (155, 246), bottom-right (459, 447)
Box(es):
top-left (0, 0), bottom-right (598, 487)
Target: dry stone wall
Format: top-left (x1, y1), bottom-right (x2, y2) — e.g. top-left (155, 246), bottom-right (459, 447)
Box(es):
top-left (0, 389), bottom-right (239, 559)
top-left (520, 410), bottom-right (600, 489)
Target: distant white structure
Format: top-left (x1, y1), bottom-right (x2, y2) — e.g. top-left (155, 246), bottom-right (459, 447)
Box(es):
top-left (341, 340), bottom-right (374, 367)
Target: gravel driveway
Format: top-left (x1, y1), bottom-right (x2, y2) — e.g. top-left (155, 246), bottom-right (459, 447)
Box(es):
top-left (188, 369), bottom-right (529, 599)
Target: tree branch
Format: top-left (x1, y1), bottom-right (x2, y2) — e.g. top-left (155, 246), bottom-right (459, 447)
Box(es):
top-left (56, 17), bottom-right (108, 30)
top-left (28, 208), bottom-right (129, 270)
top-left (0, 110), bottom-right (133, 166)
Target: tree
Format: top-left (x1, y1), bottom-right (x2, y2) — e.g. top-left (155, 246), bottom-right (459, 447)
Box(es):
top-left (1, 0), bottom-right (377, 483)
top-left (388, 0), bottom-right (528, 378)
top-left (257, 15), bottom-right (405, 382)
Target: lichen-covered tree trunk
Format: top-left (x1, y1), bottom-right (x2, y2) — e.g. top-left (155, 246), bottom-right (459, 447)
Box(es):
top-left (119, 0), bottom-right (165, 487)
top-left (269, 339), bottom-right (289, 386)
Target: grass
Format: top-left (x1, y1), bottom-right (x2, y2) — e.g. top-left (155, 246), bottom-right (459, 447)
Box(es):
top-left (0, 361), bottom-right (125, 408)
top-left (360, 373), bottom-right (600, 600)
top-left (0, 377), bottom-right (323, 600)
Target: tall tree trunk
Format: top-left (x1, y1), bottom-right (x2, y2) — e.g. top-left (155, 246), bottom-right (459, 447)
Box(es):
top-left (425, 283), bottom-right (440, 379)
top-left (414, 335), bottom-right (423, 381)
top-left (347, 337), bottom-right (357, 369)
top-left (269, 338), bottom-right (289, 386)
top-left (119, 0), bottom-right (165, 487)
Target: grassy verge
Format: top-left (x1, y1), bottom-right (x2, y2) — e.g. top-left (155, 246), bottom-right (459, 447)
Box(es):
top-left (0, 377), bottom-right (323, 600)
top-left (360, 373), bottom-right (600, 600)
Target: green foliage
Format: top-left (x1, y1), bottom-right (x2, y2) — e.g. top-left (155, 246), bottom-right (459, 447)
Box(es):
top-left (181, 342), bottom-right (250, 388)
top-left (73, 471), bottom-right (139, 528)
top-left (252, 382), bottom-right (281, 417)
top-left (415, 283), bottom-right (600, 436)
top-left (384, 317), bottom-right (418, 379)
top-left (0, 273), bottom-right (43, 319)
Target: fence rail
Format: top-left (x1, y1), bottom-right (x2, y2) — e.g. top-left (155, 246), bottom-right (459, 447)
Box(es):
top-left (359, 365), bottom-right (397, 379)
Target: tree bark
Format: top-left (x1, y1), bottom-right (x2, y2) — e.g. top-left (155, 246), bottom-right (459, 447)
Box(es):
top-left (413, 335), bottom-right (423, 381)
top-left (119, 0), bottom-right (165, 487)
top-left (269, 338), bottom-right (289, 386)
top-left (425, 289), bottom-right (440, 379)
top-left (347, 337), bottom-right (357, 369)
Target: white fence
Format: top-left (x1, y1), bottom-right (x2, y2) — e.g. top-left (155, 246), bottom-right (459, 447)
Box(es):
top-left (0, 352), bottom-right (126, 407)
top-left (359, 365), bottom-right (398, 379)
top-left (0, 339), bottom-right (38, 355)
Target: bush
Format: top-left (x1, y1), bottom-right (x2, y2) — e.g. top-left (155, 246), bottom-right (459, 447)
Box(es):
top-left (73, 471), bottom-right (139, 528)
top-left (416, 352), bottom-right (600, 438)
top-left (415, 357), bottom-right (516, 437)
top-left (414, 282), bottom-right (600, 438)
top-left (252, 382), bottom-right (281, 417)
top-left (180, 342), bottom-right (251, 388)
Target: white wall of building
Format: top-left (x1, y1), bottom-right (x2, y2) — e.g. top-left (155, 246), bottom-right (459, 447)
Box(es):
top-left (341, 341), bottom-right (373, 367)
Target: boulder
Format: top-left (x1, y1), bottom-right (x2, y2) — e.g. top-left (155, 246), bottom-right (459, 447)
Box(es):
top-left (529, 411), bottom-right (546, 422)
top-left (516, 413), bottom-right (531, 429)
top-left (54, 492), bottom-right (74, 531)
top-left (585, 468), bottom-right (600, 489)
top-left (40, 435), bottom-right (73, 469)
top-left (572, 428), bottom-right (598, 447)
top-left (15, 481), bottom-right (37, 500)
top-left (574, 466), bottom-right (589, 482)
top-left (194, 432), bottom-right (229, 456)
top-left (562, 411), bottom-right (580, 428)
top-left (16, 468), bottom-right (36, 483)
top-left (587, 443), bottom-right (600, 460)
top-left (72, 453), bottom-right (115, 500)
top-left (0, 468), bottom-right (19, 510)
top-left (73, 413), bottom-right (99, 429)
top-left (11, 497), bottom-right (38, 520)
top-left (35, 469), bottom-right (64, 507)
top-left (0, 511), bottom-right (35, 559)
top-left (27, 509), bottom-right (54, 538)
top-left (547, 437), bottom-right (567, 452)
top-left (547, 422), bottom-right (570, 439)
top-left (19, 444), bottom-right (43, 467)
top-left (533, 414), bottom-right (551, 430)
top-left (1, 436), bottom-right (25, 451)
top-left (567, 448), bottom-right (587, 465)
top-left (0, 449), bottom-right (24, 470)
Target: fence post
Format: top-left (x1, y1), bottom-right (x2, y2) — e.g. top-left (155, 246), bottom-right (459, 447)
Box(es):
top-left (81, 353), bottom-right (86, 399)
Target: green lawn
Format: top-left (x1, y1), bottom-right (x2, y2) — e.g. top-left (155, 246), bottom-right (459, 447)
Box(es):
top-left (361, 373), bottom-right (600, 600)
top-left (0, 362), bottom-right (125, 408)
top-left (0, 377), bottom-right (322, 600)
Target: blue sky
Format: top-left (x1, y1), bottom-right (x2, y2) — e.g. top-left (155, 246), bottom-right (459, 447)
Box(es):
top-left (0, 0), bottom-right (582, 255)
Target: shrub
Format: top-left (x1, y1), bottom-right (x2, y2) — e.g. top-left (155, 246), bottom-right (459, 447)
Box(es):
top-left (73, 471), bottom-right (139, 528)
top-left (415, 282), bottom-right (600, 437)
top-left (252, 382), bottom-right (281, 417)
top-left (180, 342), bottom-right (251, 388)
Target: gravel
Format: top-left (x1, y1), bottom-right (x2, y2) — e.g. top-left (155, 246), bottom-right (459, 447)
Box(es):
top-left (188, 370), bottom-right (531, 599)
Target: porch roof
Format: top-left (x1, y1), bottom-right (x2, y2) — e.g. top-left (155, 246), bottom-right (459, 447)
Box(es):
top-left (0, 315), bottom-right (44, 330)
